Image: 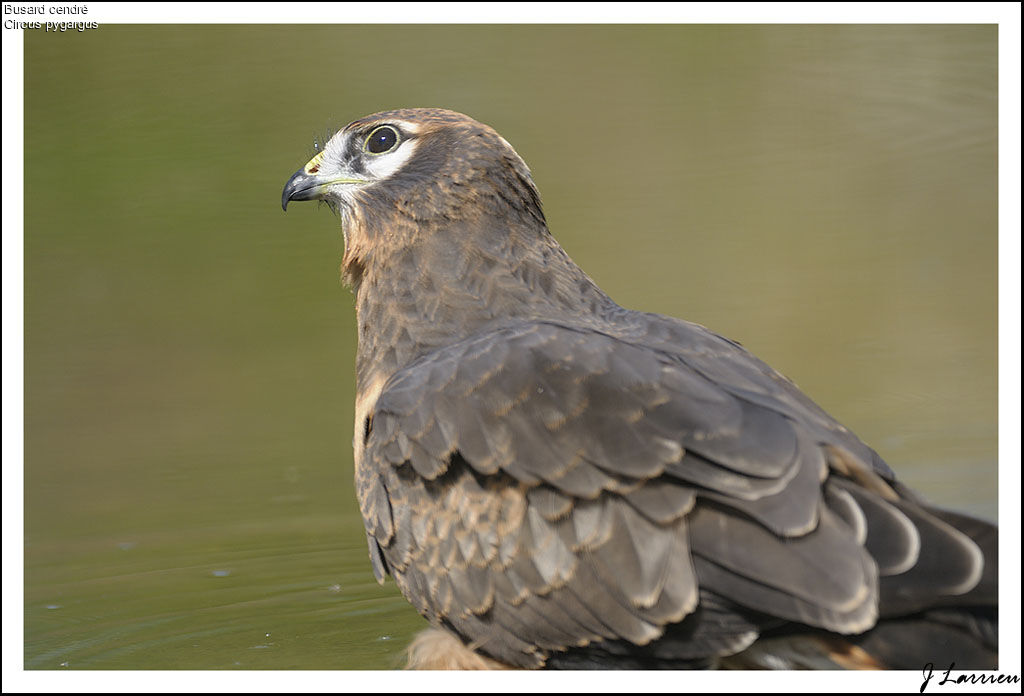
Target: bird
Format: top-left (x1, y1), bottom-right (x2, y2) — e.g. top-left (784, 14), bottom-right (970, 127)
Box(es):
top-left (281, 108), bottom-right (998, 670)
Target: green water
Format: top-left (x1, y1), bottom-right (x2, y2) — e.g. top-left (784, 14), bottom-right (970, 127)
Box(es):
top-left (22, 25), bottom-right (997, 670)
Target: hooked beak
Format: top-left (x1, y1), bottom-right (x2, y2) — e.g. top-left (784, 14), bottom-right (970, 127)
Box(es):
top-left (282, 148), bottom-right (334, 211)
top-left (281, 168), bottom-right (325, 211)
top-left (282, 149), bottom-right (367, 211)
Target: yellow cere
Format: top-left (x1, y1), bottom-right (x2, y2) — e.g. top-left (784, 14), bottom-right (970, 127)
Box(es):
top-left (305, 149), bottom-right (328, 175)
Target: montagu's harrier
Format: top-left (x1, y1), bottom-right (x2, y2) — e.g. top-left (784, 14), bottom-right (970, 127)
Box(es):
top-left (282, 108), bottom-right (997, 670)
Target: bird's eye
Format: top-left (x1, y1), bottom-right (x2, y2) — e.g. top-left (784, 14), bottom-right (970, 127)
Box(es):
top-left (365, 126), bottom-right (400, 155)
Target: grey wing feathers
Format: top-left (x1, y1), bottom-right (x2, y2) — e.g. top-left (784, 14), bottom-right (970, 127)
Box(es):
top-left (358, 318), bottom-right (992, 668)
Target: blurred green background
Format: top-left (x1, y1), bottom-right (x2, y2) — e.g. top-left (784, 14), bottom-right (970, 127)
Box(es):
top-left (23, 25), bottom-right (997, 670)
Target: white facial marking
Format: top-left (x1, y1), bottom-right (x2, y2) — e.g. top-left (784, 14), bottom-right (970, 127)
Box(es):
top-left (321, 119), bottom-right (422, 184)
top-left (363, 137), bottom-right (420, 181)
top-left (321, 128), bottom-right (350, 167)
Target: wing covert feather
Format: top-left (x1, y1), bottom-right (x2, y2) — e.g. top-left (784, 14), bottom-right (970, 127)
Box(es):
top-left (355, 319), bottom-right (986, 667)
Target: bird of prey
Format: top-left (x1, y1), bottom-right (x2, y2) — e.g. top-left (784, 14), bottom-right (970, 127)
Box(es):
top-left (282, 108), bottom-right (997, 670)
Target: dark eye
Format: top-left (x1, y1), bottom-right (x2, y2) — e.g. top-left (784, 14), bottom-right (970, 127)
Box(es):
top-left (365, 126), bottom-right (400, 154)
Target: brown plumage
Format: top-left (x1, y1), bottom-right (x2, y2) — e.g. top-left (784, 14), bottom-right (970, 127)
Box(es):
top-left (282, 108), bottom-right (997, 669)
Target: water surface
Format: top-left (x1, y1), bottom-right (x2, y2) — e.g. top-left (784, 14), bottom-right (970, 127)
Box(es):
top-left (23, 24), bottom-right (998, 670)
